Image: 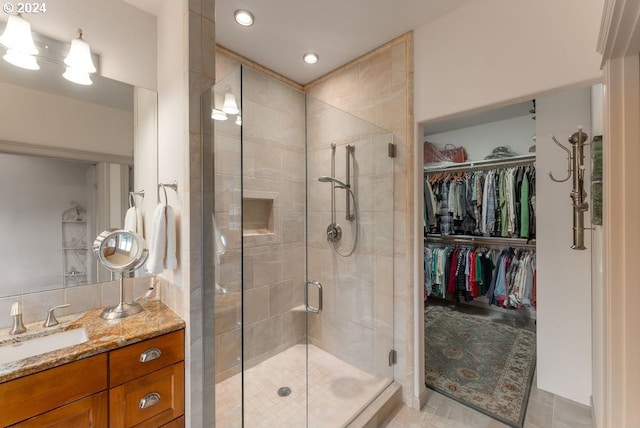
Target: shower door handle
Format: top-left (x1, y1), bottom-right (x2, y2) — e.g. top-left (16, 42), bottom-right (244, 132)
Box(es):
top-left (305, 280), bottom-right (323, 314)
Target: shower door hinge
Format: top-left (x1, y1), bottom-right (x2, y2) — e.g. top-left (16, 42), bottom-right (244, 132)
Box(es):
top-left (388, 349), bottom-right (397, 366)
top-left (388, 142), bottom-right (396, 158)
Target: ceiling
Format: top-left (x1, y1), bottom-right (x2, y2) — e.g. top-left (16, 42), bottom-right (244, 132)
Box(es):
top-left (215, 0), bottom-right (471, 84)
top-left (125, 0), bottom-right (472, 84)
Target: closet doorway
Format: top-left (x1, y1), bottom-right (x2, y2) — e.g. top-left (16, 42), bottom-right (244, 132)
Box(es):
top-left (420, 83), bottom-right (601, 427)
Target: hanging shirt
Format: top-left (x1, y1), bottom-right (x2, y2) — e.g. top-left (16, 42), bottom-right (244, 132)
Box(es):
top-left (520, 173), bottom-right (530, 238)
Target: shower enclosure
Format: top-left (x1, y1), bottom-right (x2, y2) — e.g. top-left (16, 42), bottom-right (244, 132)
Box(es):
top-left (205, 65), bottom-right (395, 427)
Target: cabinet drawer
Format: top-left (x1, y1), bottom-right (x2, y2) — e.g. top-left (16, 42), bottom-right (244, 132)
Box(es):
top-left (160, 416), bottom-right (185, 428)
top-left (9, 391), bottom-right (108, 428)
top-left (109, 330), bottom-right (184, 386)
top-left (109, 361), bottom-right (184, 428)
top-left (0, 354), bottom-right (107, 427)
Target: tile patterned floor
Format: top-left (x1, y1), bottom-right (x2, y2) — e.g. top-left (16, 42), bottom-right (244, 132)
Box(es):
top-left (382, 376), bottom-right (593, 428)
top-left (215, 344), bottom-right (391, 427)
top-left (383, 300), bottom-right (592, 428)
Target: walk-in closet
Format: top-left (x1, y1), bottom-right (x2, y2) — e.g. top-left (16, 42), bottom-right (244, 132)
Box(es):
top-left (420, 84), bottom-right (602, 428)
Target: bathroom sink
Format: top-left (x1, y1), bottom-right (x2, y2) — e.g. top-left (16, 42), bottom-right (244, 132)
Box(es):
top-left (0, 327), bottom-right (88, 365)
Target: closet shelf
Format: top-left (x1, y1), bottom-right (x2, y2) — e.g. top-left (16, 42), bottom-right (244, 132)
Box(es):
top-left (425, 234), bottom-right (536, 249)
top-left (424, 154), bottom-right (536, 173)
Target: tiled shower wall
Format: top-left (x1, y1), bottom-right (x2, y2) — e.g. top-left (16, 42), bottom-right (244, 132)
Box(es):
top-left (306, 97), bottom-right (395, 380)
top-left (305, 33), bottom-right (415, 403)
top-left (213, 58), bottom-right (307, 381)
top-left (241, 67), bottom-right (307, 369)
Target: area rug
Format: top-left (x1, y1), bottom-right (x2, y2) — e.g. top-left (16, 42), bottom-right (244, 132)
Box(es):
top-left (424, 305), bottom-right (536, 428)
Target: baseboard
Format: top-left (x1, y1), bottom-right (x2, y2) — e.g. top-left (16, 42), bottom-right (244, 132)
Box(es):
top-left (413, 387), bottom-right (428, 409)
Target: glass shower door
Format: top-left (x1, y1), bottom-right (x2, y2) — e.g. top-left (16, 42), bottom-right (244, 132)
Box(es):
top-left (305, 97), bottom-right (395, 427)
top-left (209, 65), bottom-right (394, 427)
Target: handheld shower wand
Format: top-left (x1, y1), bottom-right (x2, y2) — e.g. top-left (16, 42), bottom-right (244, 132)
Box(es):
top-left (318, 176), bottom-right (348, 189)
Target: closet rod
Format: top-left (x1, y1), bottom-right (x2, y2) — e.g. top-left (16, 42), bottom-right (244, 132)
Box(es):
top-left (423, 154), bottom-right (536, 174)
top-left (425, 234), bottom-right (536, 249)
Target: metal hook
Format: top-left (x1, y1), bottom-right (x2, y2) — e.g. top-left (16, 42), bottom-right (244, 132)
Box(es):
top-left (548, 135), bottom-right (572, 183)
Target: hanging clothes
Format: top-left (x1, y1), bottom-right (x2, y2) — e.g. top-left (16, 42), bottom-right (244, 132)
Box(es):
top-left (425, 163), bottom-right (536, 240)
top-left (425, 243), bottom-right (536, 310)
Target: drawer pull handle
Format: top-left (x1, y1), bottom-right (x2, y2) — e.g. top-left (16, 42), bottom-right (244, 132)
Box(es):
top-left (139, 392), bottom-right (161, 409)
top-left (139, 347), bottom-right (162, 363)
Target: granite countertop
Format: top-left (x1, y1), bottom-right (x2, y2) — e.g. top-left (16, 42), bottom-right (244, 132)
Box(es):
top-left (0, 300), bottom-right (185, 383)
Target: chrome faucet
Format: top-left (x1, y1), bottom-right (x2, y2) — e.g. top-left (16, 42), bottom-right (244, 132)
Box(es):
top-left (43, 304), bottom-right (70, 327)
top-left (10, 302), bottom-right (26, 335)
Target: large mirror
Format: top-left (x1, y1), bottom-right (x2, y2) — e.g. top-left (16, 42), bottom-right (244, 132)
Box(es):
top-left (0, 49), bottom-right (157, 299)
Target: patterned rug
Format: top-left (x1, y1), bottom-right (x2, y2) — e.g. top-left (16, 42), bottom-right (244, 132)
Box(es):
top-left (424, 305), bottom-right (536, 428)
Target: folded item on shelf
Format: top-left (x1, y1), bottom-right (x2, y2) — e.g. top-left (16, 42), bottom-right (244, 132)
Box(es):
top-left (485, 146), bottom-right (520, 159)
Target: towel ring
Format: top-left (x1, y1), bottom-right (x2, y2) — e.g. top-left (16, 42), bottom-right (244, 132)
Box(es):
top-left (158, 182), bottom-right (178, 205)
top-left (129, 190), bottom-right (145, 208)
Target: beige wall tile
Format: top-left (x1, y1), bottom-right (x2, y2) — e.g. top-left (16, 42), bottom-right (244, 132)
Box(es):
top-left (244, 285), bottom-right (269, 325)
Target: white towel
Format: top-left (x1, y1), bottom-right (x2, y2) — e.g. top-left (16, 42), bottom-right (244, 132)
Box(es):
top-left (147, 203), bottom-right (177, 274)
top-left (124, 207), bottom-right (144, 237)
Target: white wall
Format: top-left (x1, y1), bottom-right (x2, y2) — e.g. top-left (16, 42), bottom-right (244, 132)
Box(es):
top-left (425, 115), bottom-right (535, 161)
top-left (414, 0), bottom-right (604, 124)
top-left (0, 154), bottom-right (91, 296)
top-left (536, 87), bottom-right (592, 405)
top-left (157, 1), bottom-right (188, 292)
top-left (134, 87), bottom-right (159, 241)
top-left (0, 82), bottom-right (133, 156)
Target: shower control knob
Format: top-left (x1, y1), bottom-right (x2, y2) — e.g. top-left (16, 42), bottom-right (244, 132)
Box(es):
top-left (326, 223), bottom-right (342, 243)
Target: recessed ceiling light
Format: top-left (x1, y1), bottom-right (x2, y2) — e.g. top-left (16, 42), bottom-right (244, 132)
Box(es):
top-left (234, 9), bottom-right (254, 27)
top-left (303, 53), bottom-right (319, 65)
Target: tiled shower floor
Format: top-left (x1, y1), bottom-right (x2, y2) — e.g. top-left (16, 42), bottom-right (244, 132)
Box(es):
top-left (215, 344), bottom-right (391, 427)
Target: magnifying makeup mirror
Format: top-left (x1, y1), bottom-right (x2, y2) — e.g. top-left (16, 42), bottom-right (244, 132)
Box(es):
top-left (93, 229), bottom-right (148, 319)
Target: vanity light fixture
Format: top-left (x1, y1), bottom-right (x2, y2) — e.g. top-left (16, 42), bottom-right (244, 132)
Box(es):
top-left (303, 52), bottom-right (319, 65)
top-left (222, 92), bottom-right (239, 115)
top-left (0, 14), bottom-right (39, 70)
top-left (63, 29), bottom-right (97, 85)
top-left (211, 108), bottom-right (228, 121)
top-left (235, 114), bottom-right (242, 126)
top-left (234, 9), bottom-right (254, 27)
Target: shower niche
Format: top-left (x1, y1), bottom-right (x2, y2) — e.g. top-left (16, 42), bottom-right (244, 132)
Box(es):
top-left (243, 196), bottom-right (274, 236)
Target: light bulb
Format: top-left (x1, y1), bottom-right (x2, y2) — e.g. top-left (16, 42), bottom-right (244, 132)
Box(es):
top-left (234, 10), bottom-right (254, 27)
top-left (222, 93), bottom-right (239, 115)
top-left (3, 48), bottom-right (39, 70)
top-left (303, 52), bottom-right (319, 64)
top-left (63, 67), bottom-right (93, 85)
top-left (64, 30), bottom-right (96, 73)
top-left (0, 14), bottom-right (39, 70)
top-left (0, 14), bottom-right (38, 55)
top-left (211, 108), bottom-right (228, 121)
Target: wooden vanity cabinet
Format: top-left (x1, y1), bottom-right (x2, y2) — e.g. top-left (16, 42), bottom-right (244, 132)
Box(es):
top-left (9, 392), bottom-right (109, 428)
top-left (0, 354), bottom-right (108, 427)
top-left (0, 329), bottom-right (185, 428)
top-left (109, 330), bottom-right (185, 428)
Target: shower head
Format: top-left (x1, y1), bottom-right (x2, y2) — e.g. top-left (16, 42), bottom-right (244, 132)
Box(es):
top-left (318, 176), bottom-right (348, 188)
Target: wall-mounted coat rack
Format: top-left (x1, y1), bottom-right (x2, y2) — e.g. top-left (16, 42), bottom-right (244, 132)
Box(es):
top-left (548, 127), bottom-right (589, 250)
